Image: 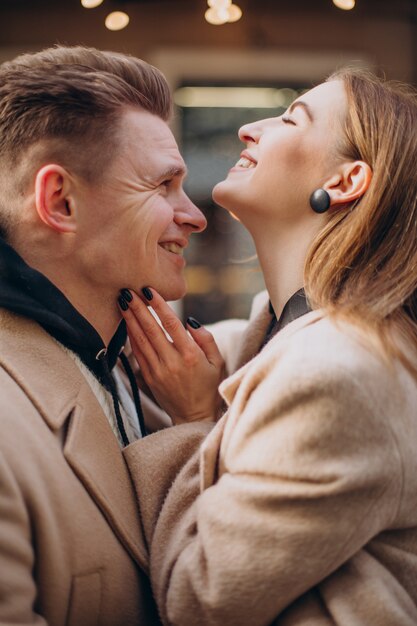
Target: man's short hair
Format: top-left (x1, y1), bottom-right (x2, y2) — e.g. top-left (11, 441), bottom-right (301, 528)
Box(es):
top-left (0, 45), bottom-right (172, 235)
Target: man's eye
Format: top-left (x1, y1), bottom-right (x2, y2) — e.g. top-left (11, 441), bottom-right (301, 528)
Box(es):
top-left (160, 179), bottom-right (172, 188)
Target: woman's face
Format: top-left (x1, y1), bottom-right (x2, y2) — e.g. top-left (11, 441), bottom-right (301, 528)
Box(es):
top-left (213, 80), bottom-right (347, 227)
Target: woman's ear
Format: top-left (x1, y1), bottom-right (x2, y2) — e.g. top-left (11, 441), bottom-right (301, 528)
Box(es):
top-left (325, 161), bottom-right (372, 207)
top-left (34, 164), bottom-right (77, 233)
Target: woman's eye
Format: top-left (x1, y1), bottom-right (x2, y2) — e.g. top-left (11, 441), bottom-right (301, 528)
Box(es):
top-left (282, 116), bottom-right (296, 125)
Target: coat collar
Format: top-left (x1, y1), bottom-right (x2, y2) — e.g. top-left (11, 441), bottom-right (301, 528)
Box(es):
top-left (200, 308), bottom-right (324, 490)
top-left (228, 291), bottom-right (273, 374)
top-left (220, 308), bottom-right (324, 406)
top-left (227, 290), bottom-right (315, 378)
top-left (0, 308), bottom-right (148, 572)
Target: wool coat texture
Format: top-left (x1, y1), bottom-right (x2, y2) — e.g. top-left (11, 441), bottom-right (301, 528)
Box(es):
top-left (124, 292), bottom-right (417, 626)
top-left (0, 308), bottom-right (161, 626)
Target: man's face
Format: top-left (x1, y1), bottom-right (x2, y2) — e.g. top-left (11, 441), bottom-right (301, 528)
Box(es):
top-left (74, 108), bottom-right (206, 301)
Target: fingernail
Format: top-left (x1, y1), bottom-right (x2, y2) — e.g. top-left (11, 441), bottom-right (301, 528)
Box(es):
top-left (142, 287), bottom-right (153, 301)
top-left (186, 316), bottom-right (201, 329)
top-left (120, 288), bottom-right (133, 302)
top-left (118, 295), bottom-right (129, 311)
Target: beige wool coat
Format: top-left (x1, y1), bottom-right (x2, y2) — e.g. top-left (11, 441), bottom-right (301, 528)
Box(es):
top-left (0, 308), bottom-right (160, 626)
top-left (125, 293), bottom-right (417, 626)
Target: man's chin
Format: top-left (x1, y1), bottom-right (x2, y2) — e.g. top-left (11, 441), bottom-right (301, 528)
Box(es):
top-left (155, 279), bottom-right (187, 302)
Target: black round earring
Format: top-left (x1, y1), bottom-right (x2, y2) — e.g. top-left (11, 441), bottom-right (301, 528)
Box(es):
top-left (309, 189), bottom-right (331, 214)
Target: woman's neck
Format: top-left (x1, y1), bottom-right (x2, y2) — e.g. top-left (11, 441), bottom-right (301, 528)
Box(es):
top-left (250, 219), bottom-right (321, 319)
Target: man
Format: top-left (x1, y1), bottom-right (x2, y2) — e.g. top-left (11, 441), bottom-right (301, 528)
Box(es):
top-left (0, 45), bottom-right (206, 625)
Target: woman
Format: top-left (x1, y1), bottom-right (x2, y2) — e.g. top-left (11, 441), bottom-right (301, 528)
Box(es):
top-left (120, 69), bottom-right (417, 625)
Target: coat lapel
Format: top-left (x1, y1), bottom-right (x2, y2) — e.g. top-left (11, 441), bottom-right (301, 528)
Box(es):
top-left (201, 309), bottom-right (324, 490)
top-left (63, 385), bottom-right (148, 571)
top-left (0, 309), bottom-right (148, 572)
top-left (222, 308), bottom-right (324, 403)
top-left (229, 291), bottom-right (272, 373)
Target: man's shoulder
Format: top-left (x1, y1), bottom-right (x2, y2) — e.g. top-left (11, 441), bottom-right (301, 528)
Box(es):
top-left (0, 364), bottom-right (40, 429)
top-left (0, 307), bottom-right (48, 350)
top-left (0, 307), bottom-right (78, 376)
top-left (0, 308), bottom-right (83, 431)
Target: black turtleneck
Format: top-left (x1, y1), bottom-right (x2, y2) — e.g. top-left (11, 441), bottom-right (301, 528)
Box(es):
top-left (261, 288), bottom-right (311, 351)
top-left (0, 236), bottom-right (146, 443)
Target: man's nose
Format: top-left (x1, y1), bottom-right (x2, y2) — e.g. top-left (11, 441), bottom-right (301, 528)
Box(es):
top-left (174, 193), bottom-right (207, 233)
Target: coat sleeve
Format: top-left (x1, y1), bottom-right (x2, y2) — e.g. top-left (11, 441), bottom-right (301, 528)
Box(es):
top-left (0, 452), bottom-right (48, 625)
top-left (206, 318), bottom-right (249, 376)
top-left (146, 347), bottom-right (402, 626)
top-left (123, 421), bottom-right (214, 551)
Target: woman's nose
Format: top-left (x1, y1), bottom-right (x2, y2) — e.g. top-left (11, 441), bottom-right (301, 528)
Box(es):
top-left (238, 120), bottom-right (265, 144)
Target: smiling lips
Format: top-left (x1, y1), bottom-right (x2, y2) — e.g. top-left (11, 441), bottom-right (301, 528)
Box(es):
top-left (159, 241), bottom-right (184, 256)
top-left (235, 152), bottom-right (257, 169)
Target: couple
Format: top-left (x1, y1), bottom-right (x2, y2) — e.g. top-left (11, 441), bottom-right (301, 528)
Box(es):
top-left (0, 45), bottom-right (416, 626)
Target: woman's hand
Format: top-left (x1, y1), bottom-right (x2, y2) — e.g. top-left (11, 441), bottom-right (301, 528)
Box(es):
top-left (118, 288), bottom-right (226, 425)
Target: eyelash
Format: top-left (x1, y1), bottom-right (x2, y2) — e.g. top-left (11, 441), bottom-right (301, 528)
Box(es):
top-left (282, 116), bottom-right (296, 125)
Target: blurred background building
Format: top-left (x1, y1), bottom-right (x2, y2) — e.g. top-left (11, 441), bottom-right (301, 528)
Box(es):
top-left (1, 0), bottom-right (415, 323)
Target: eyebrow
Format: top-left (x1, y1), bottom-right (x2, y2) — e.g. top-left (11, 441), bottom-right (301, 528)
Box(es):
top-left (158, 165), bottom-right (188, 181)
top-left (288, 100), bottom-right (314, 122)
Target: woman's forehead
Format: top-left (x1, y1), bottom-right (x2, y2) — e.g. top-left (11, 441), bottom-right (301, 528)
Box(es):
top-left (299, 80), bottom-right (347, 123)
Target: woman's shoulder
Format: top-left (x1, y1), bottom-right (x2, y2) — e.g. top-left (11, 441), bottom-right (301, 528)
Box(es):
top-left (224, 311), bottom-right (416, 477)
top-left (262, 312), bottom-right (416, 396)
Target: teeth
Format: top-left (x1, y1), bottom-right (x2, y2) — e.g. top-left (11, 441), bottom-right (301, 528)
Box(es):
top-left (160, 242), bottom-right (184, 255)
top-left (236, 157), bottom-right (256, 169)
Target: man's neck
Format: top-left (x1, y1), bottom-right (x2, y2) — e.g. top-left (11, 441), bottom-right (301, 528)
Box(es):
top-left (46, 271), bottom-right (120, 345)
top-left (13, 242), bottom-right (120, 346)
top-left (57, 281), bottom-right (121, 346)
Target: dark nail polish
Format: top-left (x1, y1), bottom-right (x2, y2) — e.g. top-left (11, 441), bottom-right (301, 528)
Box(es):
top-left (120, 288), bottom-right (133, 302)
top-left (142, 287), bottom-right (153, 301)
top-left (187, 316), bottom-right (201, 329)
top-left (118, 295), bottom-right (129, 311)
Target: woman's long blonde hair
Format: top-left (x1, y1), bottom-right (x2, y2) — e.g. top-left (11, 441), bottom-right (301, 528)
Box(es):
top-left (305, 68), bottom-right (417, 376)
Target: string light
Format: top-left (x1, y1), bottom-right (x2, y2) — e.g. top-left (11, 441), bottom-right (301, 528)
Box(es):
top-left (227, 4), bottom-right (242, 22)
top-left (205, 8), bottom-right (228, 25)
top-left (332, 0), bottom-right (355, 9)
top-left (81, 0), bottom-right (103, 7)
top-left (81, 0), bottom-right (242, 30)
top-left (205, 0), bottom-right (243, 25)
top-left (208, 0), bottom-right (231, 7)
top-left (105, 11), bottom-right (130, 30)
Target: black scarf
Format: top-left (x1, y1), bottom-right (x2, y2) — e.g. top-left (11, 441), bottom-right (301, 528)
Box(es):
top-left (0, 236), bottom-right (146, 443)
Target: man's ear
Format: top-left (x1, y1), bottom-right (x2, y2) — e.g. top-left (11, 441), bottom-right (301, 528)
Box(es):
top-left (325, 161), bottom-right (372, 207)
top-left (34, 164), bottom-right (77, 233)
